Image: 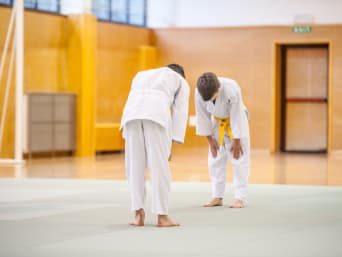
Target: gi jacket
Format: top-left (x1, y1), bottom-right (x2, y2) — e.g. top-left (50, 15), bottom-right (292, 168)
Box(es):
top-left (121, 67), bottom-right (190, 144)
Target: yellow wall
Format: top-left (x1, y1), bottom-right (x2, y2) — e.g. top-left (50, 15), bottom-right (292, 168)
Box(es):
top-left (67, 14), bottom-right (97, 156)
top-left (0, 7), bottom-right (154, 156)
top-left (2, 5), bottom-right (342, 155)
top-left (0, 7), bottom-right (13, 157)
top-left (0, 7), bottom-right (68, 157)
top-left (153, 26), bottom-right (342, 151)
top-left (96, 22), bottom-right (153, 124)
top-left (95, 22), bottom-right (154, 151)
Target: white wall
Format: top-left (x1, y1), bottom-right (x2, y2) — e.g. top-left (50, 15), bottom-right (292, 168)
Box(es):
top-left (60, 0), bottom-right (83, 15)
top-left (147, 0), bottom-right (179, 27)
top-left (147, 0), bottom-right (342, 28)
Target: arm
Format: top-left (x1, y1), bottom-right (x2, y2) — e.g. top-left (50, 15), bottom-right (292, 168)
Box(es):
top-left (195, 89), bottom-right (212, 136)
top-left (171, 79), bottom-right (190, 144)
top-left (229, 84), bottom-right (249, 159)
top-left (195, 89), bottom-right (219, 157)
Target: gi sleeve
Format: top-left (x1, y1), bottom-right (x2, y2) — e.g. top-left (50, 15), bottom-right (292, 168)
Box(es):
top-left (195, 89), bottom-right (212, 136)
top-left (171, 79), bottom-right (190, 144)
top-left (229, 84), bottom-right (249, 139)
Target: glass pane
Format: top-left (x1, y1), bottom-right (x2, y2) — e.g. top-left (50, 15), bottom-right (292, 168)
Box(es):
top-left (111, 0), bottom-right (127, 23)
top-left (92, 0), bottom-right (110, 20)
top-left (286, 47), bottom-right (328, 98)
top-left (286, 102), bottom-right (327, 151)
top-left (37, 0), bottom-right (58, 12)
top-left (0, 0), bottom-right (12, 5)
top-left (24, 0), bottom-right (36, 8)
top-left (129, 0), bottom-right (145, 25)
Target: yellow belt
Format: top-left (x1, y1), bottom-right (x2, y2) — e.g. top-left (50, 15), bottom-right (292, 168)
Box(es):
top-left (214, 117), bottom-right (234, 146)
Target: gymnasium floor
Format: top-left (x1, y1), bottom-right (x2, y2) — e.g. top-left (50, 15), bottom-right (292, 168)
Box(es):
top-left (0, 147), bottom-right (342, 257)
top-left (1, 147), bottom-right (342, 186)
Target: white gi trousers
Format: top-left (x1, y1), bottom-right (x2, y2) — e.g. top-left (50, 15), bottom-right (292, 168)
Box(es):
top-left (208, 122), bottom-right (250, 201)
top-left (123, 119), bottom-right (172, 215)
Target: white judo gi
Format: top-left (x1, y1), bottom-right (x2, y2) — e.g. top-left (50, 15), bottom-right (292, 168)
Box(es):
top-left (121, 67), bottom-right (190, 215)
top-left (195, 77), bottom-right (250, 201)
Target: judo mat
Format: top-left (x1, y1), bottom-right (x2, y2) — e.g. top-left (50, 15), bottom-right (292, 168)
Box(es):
top-left (0, 178), bottom-right (341, 257)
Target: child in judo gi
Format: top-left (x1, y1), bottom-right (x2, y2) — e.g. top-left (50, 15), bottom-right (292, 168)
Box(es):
top-left (195, 72), bottom-right (250, 208)
top-left (121, 64), bottom-right (190, 226)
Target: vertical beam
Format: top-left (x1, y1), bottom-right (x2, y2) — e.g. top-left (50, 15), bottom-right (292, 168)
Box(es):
top-left (271, 43), bottom-right (277, 153)
top-left (15, 0), bottom-right (24, 163)
top-left (143, 0), bottom-right (147, 26)
top-left (67, 13), bottom-right (97, 156)
top-left (271, 43), bottom-right (283, 153)
top-left (126, 0), bottom-right (130, 23)
top-left (327, 42), bottom-right (333, 153)
top-left (109, 0), bottom-right (112, 21)
top-left (57, 0), bottom-right (61, 13)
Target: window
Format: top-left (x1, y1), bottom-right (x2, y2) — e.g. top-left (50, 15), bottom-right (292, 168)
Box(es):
top-left (92, 0), bottom-right (147, 26)
top-left (37, 0), bottom-right (59, 12)
top-left (92, 0), bottom-right (110, 20)
top-left (25, 0), bottom-right (59, 12)
top-left (128, 0), bottom-right (145, 26)
top-left (0, 0), bottom-right (12, 5)
top-left (24, 0), bottom-right (36, 9)
top-left (111, 0), bottom-right (127, 23)
top-left (0, 0), bottom-right (60, 12)
top-left (0, 0), bottom-right (147, 26)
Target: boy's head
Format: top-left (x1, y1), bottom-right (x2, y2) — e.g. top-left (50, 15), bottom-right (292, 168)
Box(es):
top-left (197, 72), bottom-right (220, 101)
top-left (167, 64), bottom-right (186, 79)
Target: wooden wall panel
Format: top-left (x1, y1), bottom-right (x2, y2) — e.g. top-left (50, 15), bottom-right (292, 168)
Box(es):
top-left (153, 26), bottom-right (342, 151)
top-left (286, 48), bottom-right (328, 98)
top-left (96, 22), bottom-right (153, 123)
top-left (331, 44), bottom-right (342, 151)
top-left (2, 4), bottom-right (342, 153)
top-left (286, 103), bottom-right (327, 150)
top-left (0, 7), bottom-right (153, 156)
top-left (67, 14), bottom-right (97, 156)
top-left (0, 7), bottom-right (68, 157)
top-left (24, 10), bottom-right (68, 92)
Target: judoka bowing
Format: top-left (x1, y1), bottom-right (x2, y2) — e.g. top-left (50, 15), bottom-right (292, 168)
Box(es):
top-left (121, 64), bottom-right (190, 226)
top-left (195, 72), bottom-right (250, 208)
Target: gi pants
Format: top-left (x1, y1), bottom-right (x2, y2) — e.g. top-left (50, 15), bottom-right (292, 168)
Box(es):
top-left (208, 122), bottom-right (250, 201)
top-left (123, 119), bottom-right (172, 215)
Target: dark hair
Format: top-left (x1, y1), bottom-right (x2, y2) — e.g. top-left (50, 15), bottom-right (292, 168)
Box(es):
top-left (197, 72), bottom-right (220, 101)
top-left (167, 63), bottom-right (186, 78)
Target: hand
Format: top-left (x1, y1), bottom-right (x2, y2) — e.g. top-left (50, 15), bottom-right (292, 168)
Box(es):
top-left (230, 139), bottom-right (243, 159)
top-left (207, 136), bottom-right (219, 158)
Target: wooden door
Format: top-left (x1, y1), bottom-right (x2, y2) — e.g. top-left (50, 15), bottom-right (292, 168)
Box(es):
top-left (281, 45), bottom-right (328, 152)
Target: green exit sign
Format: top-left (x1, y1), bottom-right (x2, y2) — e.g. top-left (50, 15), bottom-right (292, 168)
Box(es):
top-left (292, 26), bottom-right (312, 33)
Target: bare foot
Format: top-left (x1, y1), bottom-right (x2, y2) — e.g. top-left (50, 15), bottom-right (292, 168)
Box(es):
top-left (157, 215), bottom-right (180, 227)
top-left (129, 209), bottom-right (145, 226)
top-left (203, 198), bottom-right (223, 207)
top-left (229, 199), bottom-right (244, 208)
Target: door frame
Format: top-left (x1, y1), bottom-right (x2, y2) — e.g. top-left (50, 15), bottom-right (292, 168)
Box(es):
top-left (271, 41), bottom-right (333, 153)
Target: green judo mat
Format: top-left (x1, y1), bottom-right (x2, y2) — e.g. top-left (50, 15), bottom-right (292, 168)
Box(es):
top-left (0, 179), bottom-right (341, 257)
